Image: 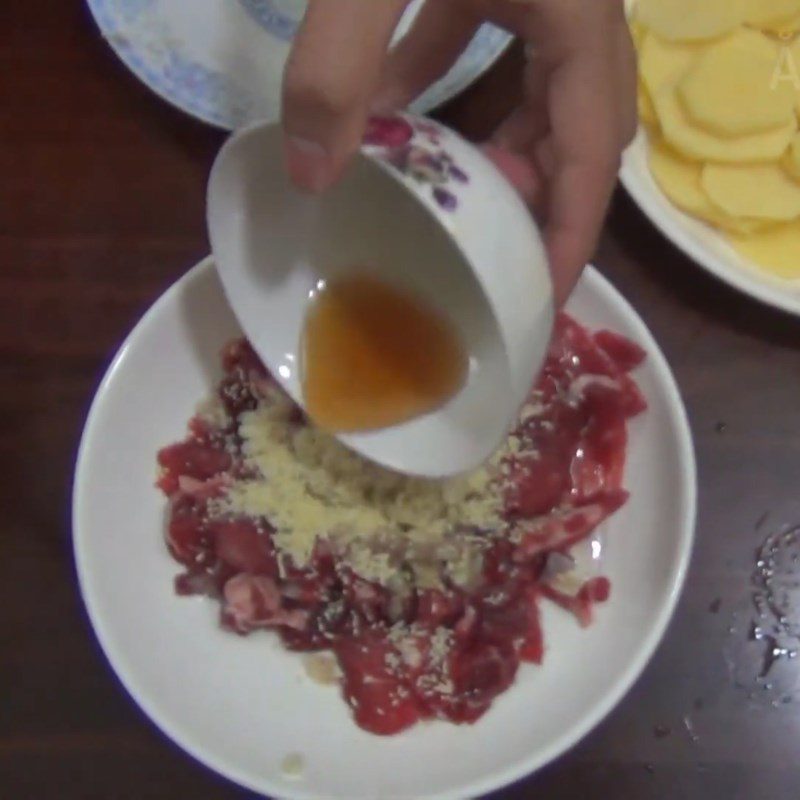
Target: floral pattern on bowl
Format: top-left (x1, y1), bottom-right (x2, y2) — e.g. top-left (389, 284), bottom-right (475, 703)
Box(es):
top-left (363, 116), bottom-right (469, 212)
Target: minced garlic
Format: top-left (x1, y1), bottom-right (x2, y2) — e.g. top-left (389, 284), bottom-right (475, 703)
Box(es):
top-left (214, 385), bottom-right (521, 588)
top-left (280, 753), bottom-right (305, 779)
top-left (304, 654), bottom-right (340, 686)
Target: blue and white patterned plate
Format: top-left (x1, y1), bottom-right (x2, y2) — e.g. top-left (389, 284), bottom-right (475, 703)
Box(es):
top-left (86, 0), bottom-right (512, 129)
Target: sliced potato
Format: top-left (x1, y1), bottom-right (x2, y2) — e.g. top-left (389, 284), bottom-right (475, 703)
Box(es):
top-left (637, 0), bottom-right (745, 42)
top-left (635, 0), bottom-right (800, 255)
top-left (638, 79), bottom-right (659, 128)
top-left (702, 162), bottom-right (800, 219)
top-left (678, 30), bottom-right (794, 136)
top-left (647, 140), bottom-right (765, 232)
top-left (789, 39), bottom-right (800, 115)
top-left (653, 85), bottom-right (796, 162)
top-left (648, 139), bottom-right (707, 213)
top-left (743, 0), bottom-right (800, 27)
top-left (758, 11), bottom-right (800, 33)
top-left (784, 134), bottom-right (800, 180)
top-left (729, 222), bottom-right (800, 279)
top-left (639, 32), bottom-right (705, 99)
top-left (629, 18), bottom-right (648, 51)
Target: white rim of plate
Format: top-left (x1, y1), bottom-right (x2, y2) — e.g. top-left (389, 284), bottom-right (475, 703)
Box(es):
top-left (72, 256), bottom-right (697, 800)
top-left (84, 0), bottom-right (513, 129)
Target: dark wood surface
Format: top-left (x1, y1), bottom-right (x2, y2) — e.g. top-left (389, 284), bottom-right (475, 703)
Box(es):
top-left (4, 2), bottom-right (800, 799)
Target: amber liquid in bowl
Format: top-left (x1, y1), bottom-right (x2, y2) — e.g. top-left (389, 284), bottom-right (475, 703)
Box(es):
top-left (302, 274), bottom-right (468, 433)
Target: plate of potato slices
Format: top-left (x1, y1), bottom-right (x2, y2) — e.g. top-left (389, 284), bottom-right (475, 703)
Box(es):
top-left (621, 0), bottom-right (800, 315)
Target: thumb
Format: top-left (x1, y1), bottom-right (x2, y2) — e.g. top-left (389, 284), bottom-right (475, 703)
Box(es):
top-left (282, 0), bottom-right (409, 192)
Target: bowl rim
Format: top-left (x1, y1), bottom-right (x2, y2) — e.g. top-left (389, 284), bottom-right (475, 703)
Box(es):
top-left (72, 256), bottom-right (697, 800)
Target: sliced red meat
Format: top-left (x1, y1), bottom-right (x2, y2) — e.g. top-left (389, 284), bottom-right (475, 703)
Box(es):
top-left (517, 595), bottom-right (544, 663)
top-left (222, 573), bottom-right (279, 631)
top-left (416, 590), bottom-right (465, 629)
top-left (177, 473), bottom-right (230, 499)
top-left (218, 373), bottom-right (260, 418)
top-left (159, 319), bottom-right (645, 736)
top-left (340, 573), bottom-right (390, 625)
top-left (335, 633), bottom-right (421, 735)
top-left (594, 329), bottom-right (647, 373)
top-left (174, 569), bottom-right (221, 598)
top-left (210, 518), bottom-right (278, 576)
top-left (165, 493), bottom-right (210, 564)
top-left (222, 574), bottom-right (310, 634)
top-left (512, 490), bottom-right (629, 564)
top-left (439, 640), bottom-right (520, 723)
top-left (157, 440), bottom-right (232, 488)
top-left (540, 576), bottom-right (611, 628)
top-left (618, 377), bottom-right (648, 417)
top-left (221, 339), bottom-right (268, 378)
top-left (570, 416), bottom-right (628, 500)
top-left (482, 587), bottom-right (544, 664)
top-left (504, 452), bottom-right (572, 519)
top-left (448, 605), bottom-right (480, 653)
top-left (548, 313), bottom-right (617, 378)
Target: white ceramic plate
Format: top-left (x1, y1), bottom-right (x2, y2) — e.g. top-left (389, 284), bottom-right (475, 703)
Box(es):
top-left (85, 0), bottom-right (512, 129)
top-left (73, 257), bottom-right (696, 800)
top-left (620, 132), bottom-right (800, 317)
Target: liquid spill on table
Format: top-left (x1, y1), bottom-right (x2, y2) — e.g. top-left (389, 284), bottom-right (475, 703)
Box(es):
top-left (724, 519), bottom-right (800, 706)
top-left (682, 714), bottom-right (700, 743)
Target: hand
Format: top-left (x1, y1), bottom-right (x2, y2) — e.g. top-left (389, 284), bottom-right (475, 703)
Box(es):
top-left (282, 0), bottom-right (637, 305)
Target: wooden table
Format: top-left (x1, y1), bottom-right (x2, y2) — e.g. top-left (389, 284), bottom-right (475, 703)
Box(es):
top-left (4, 3), bottom-right (800, 798)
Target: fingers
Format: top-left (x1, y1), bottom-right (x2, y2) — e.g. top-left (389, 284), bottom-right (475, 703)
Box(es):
top-left (282, 0), bottom-right (409, 192)
top-left (547, 59), bottom-right (620, 299)
top-left (374, 0), bottom-right (481, 112)
top-left (528, 0), bottom-right (631, 303)
top-left (281, 0), bottom-right (637, 311)
top-left (491, 60), bottom-right (550, 151)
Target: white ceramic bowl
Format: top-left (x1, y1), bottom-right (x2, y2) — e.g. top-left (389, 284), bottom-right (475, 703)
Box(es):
top-left (207, 114), bottom-right (553, 477)
top-left (73, 256), bottom-right (696, 800)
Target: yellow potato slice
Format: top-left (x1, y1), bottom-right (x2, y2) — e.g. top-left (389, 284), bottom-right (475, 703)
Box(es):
top-left (758, 11), bottom-right (800, 33)
top-left (729, 222), bottom-right (800, 279)
top-left (783, 134), bottom-right (800, 179)
top-left (678, 30), bottom-right (795, 136)
top-left (743, 0), bottom-right (800, 27)
top-left (629, 19), bottom-right (648, 51)
top-left (638, 80), bottom-right (659, 129)
top-left (696, 209), bottom-right (768, 234)
top-left (637, 0), bottom-right (745, 42)
top-left (648, 139), bottom-right (708, 213)
top-left (639, 32), bottom-right (705, 99)
top-left (647, 139), bottom-right (765, 232)
top-left (702, 162), bottom-right (800, 220)
top-left (653, 85), bottom-right (796, 162)
top-left (789, 39), bottom-right (800, 115)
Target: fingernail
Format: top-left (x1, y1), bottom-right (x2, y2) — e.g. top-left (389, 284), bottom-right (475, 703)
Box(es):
top-left (285, 135), bottom-right (334, 193)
